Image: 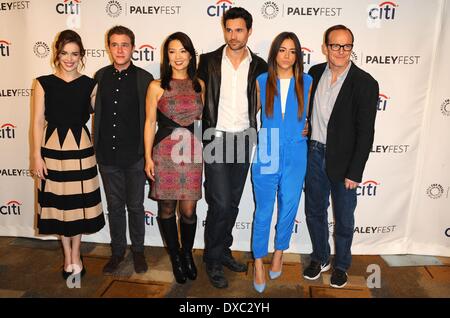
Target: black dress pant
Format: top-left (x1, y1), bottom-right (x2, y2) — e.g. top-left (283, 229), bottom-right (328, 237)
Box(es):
top-left (98, 158), bottom-right (146, 257)
top-left (203, 130), bottom-right (252, 264)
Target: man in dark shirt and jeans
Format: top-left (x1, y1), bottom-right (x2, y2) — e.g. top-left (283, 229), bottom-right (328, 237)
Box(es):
top-left (93, 25), bottom-right (153, 274)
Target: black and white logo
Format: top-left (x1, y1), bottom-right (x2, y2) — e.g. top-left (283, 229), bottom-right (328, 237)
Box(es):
top-left (33, 41), bottom-right (50, 58)
top-left (106, 0), bottom-right (122, 17)
top-left (261, 1), bottom-right (279, 19)
top-left (441, 99), bottom-right (450, 116)
top-left (427, 183), bottom-right (444, 199)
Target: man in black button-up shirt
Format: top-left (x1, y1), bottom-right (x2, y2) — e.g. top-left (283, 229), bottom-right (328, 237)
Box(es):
top-left (93, 26), bottom-right (153, 275)
top-left (97, 63), bottom-right (140, 166)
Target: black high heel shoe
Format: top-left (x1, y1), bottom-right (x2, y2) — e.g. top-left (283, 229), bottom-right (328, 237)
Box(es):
top-left (63, 256), bottom-right (86, 280)
top-left (62, 268), bottom-right (73, 280)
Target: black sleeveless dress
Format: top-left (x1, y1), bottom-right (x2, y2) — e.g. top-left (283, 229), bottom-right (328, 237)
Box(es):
top-left (36, 74), bottom-right (105, 237)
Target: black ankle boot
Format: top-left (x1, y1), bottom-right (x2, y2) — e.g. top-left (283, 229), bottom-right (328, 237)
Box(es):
top-left (158, 216), bottom-right (187, 284)
top-left (180, 215), bottom-right (197, 280)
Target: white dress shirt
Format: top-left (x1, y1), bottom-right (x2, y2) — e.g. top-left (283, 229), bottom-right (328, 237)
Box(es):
top-left (216, 46), bottom-right (252, 132)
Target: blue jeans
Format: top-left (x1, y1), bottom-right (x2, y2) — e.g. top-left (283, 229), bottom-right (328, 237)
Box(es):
top-left (305, 141), bottom-right (357, 272)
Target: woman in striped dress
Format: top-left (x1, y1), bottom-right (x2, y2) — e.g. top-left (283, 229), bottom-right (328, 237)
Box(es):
top-left (32, 30), bottom-right (105, 280)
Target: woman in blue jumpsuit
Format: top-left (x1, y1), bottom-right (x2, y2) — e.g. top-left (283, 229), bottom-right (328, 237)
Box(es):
top-left (252, 32), bottom-right (312, 293)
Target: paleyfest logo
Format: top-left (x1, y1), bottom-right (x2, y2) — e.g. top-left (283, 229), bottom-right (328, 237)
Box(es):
top-left (106, 0), bottom-right (122, 17)
top-left (427, 184), bottom-right (444, 199)
top-left (441, 99), bottom-right (450, 116)
top-left (261, 1), bottom-right (279, 19)
top-left (207, 0), bottom-right (232, 17)
top-left (33, 42), bottom-right (50, 58)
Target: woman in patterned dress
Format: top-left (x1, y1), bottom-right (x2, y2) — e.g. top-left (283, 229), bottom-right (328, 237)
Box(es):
top-left (32, 30), bottom-right (105, 280)
top-left (144, 32), bottom-right (204, 284)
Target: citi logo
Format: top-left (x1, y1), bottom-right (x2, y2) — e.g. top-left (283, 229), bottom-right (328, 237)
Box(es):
top-left (301, 47), bottom-right (313, 65)
top-left (207, 0), bottom-right (232, 17)
top-left (357, 180), bottom-right (380, 196)
top-left (0, 40), bottom-right (11, 57)
top-left (132, 44), bottom-right (155, 62)
top-left (145, 210), bottom-right (156, 226)
top-left (0, 123), bottom-right (16, 139)
top-left (1, 200), bottom-right (21, 215)
top-left (369, 1), bottom-right (397, 20)
top-left (56, 0), bottom-right (81, 15)
top-left (292, 219), bottom-right (301, 234)
top-left (378, 93), bottom-right (390, 111)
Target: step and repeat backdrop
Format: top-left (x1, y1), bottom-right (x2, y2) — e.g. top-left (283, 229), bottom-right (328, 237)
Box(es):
top-left (1, 0), bottom-right (449, 256)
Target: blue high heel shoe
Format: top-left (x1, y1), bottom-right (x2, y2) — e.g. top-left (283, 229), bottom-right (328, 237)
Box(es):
top-left (269, 254), bottom-right (283, 280)
top-left (269, 269), bottom-right (282, 280)
top-left (253, 264), bottom-right (266, 293)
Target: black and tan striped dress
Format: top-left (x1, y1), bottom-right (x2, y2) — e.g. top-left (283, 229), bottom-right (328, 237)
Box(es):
top-left (36, 74), bottom-right (105, 237)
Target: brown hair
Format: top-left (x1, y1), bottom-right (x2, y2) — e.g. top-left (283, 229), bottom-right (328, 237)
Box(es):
top-left (53, 29), bottom-right (86, 69)
top-left (265, 32), bottom-right (304, 119)
top-left (107, 25), bottom-right (135, 47)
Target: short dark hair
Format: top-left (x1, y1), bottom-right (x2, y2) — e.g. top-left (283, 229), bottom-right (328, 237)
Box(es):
top-left (222, 7), bottom-right (253, 30)
top-left (324, 25), bottom-right (354, 45)
top-left (107, 25), bottom-right (135, 47)
top-left (53, 29), bottom-right (85, 69)
top-left (160, 32), bottom-right (201, 93)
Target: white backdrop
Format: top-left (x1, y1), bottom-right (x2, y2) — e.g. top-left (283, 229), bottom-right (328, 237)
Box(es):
top-left (1, 0), bottom-right (449, 256)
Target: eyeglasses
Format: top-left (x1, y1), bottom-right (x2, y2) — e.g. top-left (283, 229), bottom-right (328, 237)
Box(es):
top-left (328, 44), bottom-right (353, 51)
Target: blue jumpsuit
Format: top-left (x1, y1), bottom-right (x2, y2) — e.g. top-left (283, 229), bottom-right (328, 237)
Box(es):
top-left (252, 72), bottom-right (312, 258)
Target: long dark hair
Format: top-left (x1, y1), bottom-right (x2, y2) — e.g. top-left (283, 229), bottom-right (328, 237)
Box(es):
top-left (265, 32), bottom-right (304, 119)
top-left (160, 32), bottom-right (201, 92)
top-left (53, 29), bottom-right (86, 69)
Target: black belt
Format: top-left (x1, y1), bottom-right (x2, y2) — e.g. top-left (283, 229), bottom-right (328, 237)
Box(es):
top-left (154, 109), bottom-right (195, 146)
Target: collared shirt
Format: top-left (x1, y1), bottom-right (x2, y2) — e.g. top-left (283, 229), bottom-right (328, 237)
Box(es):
top-left (98, 62), bottom-right (140, 166)
top-left (311, 62), bottom-right (351, 144)
top-left (216, 46), bottom-right (252, 133)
